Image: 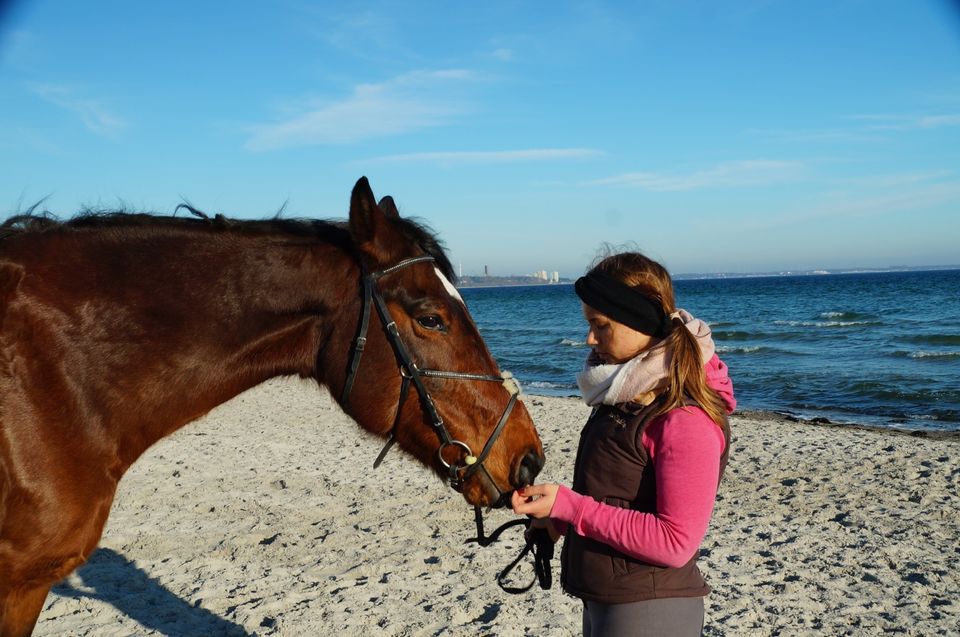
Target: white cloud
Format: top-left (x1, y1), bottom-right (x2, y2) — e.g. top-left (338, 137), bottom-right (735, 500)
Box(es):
top-left (748, 127), bottom-right (885, 144)
top-left (850, 113), bottom-right (960, 131)
top-left (723, 169), bottom-right (960, 233)
top-left (829, 170), bottom-right (953, 190)
top-left (361, 148), bottom-right (604, 165)
top-left (29, 83), bottom-right (128, 137)
top-left (750, 111), bottom-right (960, 144)
top-left (588, 160), bottom-right (804, 191)
top-left (491, 48), bottom-right (514, 61)
top-left (245, 70), bottom-right (477, 151)
top-left (762, 180), bottom-right (960, 228)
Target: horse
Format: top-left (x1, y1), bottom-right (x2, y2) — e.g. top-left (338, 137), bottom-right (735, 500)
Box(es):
top-left (0, 177), bottom-right (545, 637)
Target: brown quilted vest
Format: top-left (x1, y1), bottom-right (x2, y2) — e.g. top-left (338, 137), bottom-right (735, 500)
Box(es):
top-left (560, 399), bottom-right (730, 604)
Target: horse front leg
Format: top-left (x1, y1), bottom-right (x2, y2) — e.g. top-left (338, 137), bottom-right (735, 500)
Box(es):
top-left (0, 584), bottom-right (51, 637)
top-left (0, 487), bottom-right (115, 637)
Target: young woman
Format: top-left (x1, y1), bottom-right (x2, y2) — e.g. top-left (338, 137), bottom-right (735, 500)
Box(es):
top-left (512, 251), bottom-right (735, 637)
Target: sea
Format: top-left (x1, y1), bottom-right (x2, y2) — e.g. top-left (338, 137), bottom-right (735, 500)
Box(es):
top-left (460, 269), bottom-right (960, 434)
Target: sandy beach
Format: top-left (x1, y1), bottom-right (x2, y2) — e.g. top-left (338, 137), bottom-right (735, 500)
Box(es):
top-left (33, 377), bottom-right (959, 636)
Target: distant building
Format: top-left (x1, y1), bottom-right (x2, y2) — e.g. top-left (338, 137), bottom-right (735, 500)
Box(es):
top-left (525, 269), bottom-right (560, 282)
top-left (484, 265), bottom-right (489, 276)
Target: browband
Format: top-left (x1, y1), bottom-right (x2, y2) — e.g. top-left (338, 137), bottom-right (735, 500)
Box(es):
top-left (574, 270), bottom-right (672, 338)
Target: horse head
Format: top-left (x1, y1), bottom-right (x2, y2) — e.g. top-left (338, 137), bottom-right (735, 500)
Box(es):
top-left (336, 177), bottom-right (544, 507)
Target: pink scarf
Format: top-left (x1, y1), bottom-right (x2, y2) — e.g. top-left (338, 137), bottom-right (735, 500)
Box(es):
top-left (576, 309), bottom-right (715, 406)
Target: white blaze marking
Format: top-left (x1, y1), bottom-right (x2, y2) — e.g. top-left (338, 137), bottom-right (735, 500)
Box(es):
top-left (434, 267), bottom-right (464, 305)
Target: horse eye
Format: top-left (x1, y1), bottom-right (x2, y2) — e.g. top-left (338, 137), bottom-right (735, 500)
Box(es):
top-left (417, 314), bottom-right (445, 331)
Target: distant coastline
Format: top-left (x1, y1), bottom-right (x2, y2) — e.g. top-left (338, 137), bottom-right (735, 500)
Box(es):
top-left (457, 276), bottom-right (573, 288)
top-left (672, 264), bottom-right (960, 281)
top-left (457, 265), bottom-right (960, 287)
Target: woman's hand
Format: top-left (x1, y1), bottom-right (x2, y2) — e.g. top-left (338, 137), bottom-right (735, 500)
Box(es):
top-left (511, 483), bottom-right (560, 519)
top-left (529, 516), bottom-right (563, 543)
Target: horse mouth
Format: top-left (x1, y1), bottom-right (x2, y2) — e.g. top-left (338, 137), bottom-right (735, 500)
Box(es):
top-left (462, 468), bottom-right (513, 509)
top-left (458, 447), bottom-right (544, 508)
top-left (493, 491), bottom-right (514, 509)
top-left (477, 452), bottom-right (545, 509)
top-left (480, 472), bottom-right (510, 508)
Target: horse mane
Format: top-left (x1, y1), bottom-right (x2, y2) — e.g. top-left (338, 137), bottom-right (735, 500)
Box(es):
top-left (1, 205), bottom-right (457, 283)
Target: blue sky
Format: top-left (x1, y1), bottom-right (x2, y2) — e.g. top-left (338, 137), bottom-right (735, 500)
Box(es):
top-left (2, 1), bottom-right (959, 277)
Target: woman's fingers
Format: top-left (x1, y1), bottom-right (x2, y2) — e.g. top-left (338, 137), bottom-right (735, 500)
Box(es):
top-left (518, 484), bottom-right (547, 498)
top-left (511, 484), bottom-right (557, 518)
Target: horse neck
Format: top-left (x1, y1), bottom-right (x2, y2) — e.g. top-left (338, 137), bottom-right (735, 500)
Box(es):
top-left (24, 228), bottom-right (360, 465)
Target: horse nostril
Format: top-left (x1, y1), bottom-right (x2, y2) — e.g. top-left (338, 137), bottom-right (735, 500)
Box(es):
top-left (516, 449), bottom-right (545, 487)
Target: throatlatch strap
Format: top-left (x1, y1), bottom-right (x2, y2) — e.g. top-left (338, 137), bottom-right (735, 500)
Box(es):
top-left (373, 375), bottom-right (412, 469)
top-left (341, 274), bottom-right (373, 406)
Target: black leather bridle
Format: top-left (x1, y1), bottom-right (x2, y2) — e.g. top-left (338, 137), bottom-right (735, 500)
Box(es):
top-left (340, 255), bottom-right (520, 499)
top-left (339, 254), bottom-right (551, 594)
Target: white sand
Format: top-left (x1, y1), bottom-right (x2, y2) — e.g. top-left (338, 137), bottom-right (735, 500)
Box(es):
top-left (34, 378), bottom-right (960, 636)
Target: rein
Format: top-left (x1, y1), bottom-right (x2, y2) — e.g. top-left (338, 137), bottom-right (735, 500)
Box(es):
top-left (465, 510), bottom-right (554, 594)
top-left (339, 254), bottom-right (551, 593)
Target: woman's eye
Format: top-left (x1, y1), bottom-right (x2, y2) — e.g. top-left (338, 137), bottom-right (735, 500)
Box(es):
top-left (417, 314), bottom-right (445, 331)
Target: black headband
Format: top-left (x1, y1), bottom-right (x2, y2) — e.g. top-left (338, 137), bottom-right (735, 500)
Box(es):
top-left (574, 270), bottom-right (671, 338)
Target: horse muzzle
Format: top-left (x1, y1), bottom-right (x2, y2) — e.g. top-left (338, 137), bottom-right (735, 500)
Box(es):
top-left (515, 448), bottom-right (545, 488)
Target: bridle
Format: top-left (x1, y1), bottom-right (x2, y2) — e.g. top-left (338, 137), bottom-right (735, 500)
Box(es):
top-left (339, 253), bottom-right (553, 594)
top-left (340, 255), bottom-right (520, 499)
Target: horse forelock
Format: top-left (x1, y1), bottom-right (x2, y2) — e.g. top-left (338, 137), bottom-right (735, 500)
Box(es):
top-left (391, 216), bottom-right (456, 284)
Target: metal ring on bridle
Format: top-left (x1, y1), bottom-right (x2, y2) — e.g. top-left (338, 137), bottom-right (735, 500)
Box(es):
top-left (437, 440), bottom-right (475, 470)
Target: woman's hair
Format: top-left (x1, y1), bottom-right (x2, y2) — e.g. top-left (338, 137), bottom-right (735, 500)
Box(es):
top-left (589, 249), bottom-right (728, 428)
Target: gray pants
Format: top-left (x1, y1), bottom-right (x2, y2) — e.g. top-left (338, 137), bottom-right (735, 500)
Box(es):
top-left (582, 596), bottom-right (704, 637)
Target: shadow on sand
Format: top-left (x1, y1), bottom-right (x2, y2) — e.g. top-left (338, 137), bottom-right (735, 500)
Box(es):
top-left (51, 548), bottom-right (252, 636)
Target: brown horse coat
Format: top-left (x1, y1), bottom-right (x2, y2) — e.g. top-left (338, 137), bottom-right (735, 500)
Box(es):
top-left (0, 178), bottom-right (543, 636)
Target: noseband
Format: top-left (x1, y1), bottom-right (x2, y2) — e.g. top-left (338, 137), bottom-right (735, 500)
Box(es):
top-left (340, 255), bottom-right (520, 497)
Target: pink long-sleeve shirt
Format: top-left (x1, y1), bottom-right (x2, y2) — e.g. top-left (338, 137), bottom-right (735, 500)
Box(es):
top-left (550, 355), bottom-right (735, 569)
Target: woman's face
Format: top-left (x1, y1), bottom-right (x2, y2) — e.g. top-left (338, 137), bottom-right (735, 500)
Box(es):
top-left (582, 303), bottom-right (655, 364)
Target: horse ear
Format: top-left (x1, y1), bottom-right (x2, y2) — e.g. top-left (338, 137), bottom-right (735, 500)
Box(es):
top-left (0, 262), bottom-right (25, 325)
top-left (349, 177), bottom-right (403, 266)
top-left (378, 196), bottom-right (399, 218)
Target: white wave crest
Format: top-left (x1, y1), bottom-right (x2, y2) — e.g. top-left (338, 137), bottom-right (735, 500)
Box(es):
top-left (524, 381), bottom-right (577, 389)
top-left (774, 320), bottom-right (872, 328)
top-left (716, 345), bottom-right (763, 354)
top-left (909, 351), bottom-right (960, 359)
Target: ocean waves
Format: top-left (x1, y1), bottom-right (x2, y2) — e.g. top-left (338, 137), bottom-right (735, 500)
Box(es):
top-left (897, 350), bottom-right (960, 361)
top-left (715, 345), bottom-right (808, 356)
top-left (461, 269), bottom-right (960, 432)
top-left (902, 334), bottom-right (960, 346)
top-left (816, 311), bottom-right (872, 320)
top-left (772, 318), bottom-right (884, 328)
top-left (522, 380), bottom-right (580, 397)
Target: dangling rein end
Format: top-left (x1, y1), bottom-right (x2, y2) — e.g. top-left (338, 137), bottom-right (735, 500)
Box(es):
top-left (373, 436), bottom-right (396, 469)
